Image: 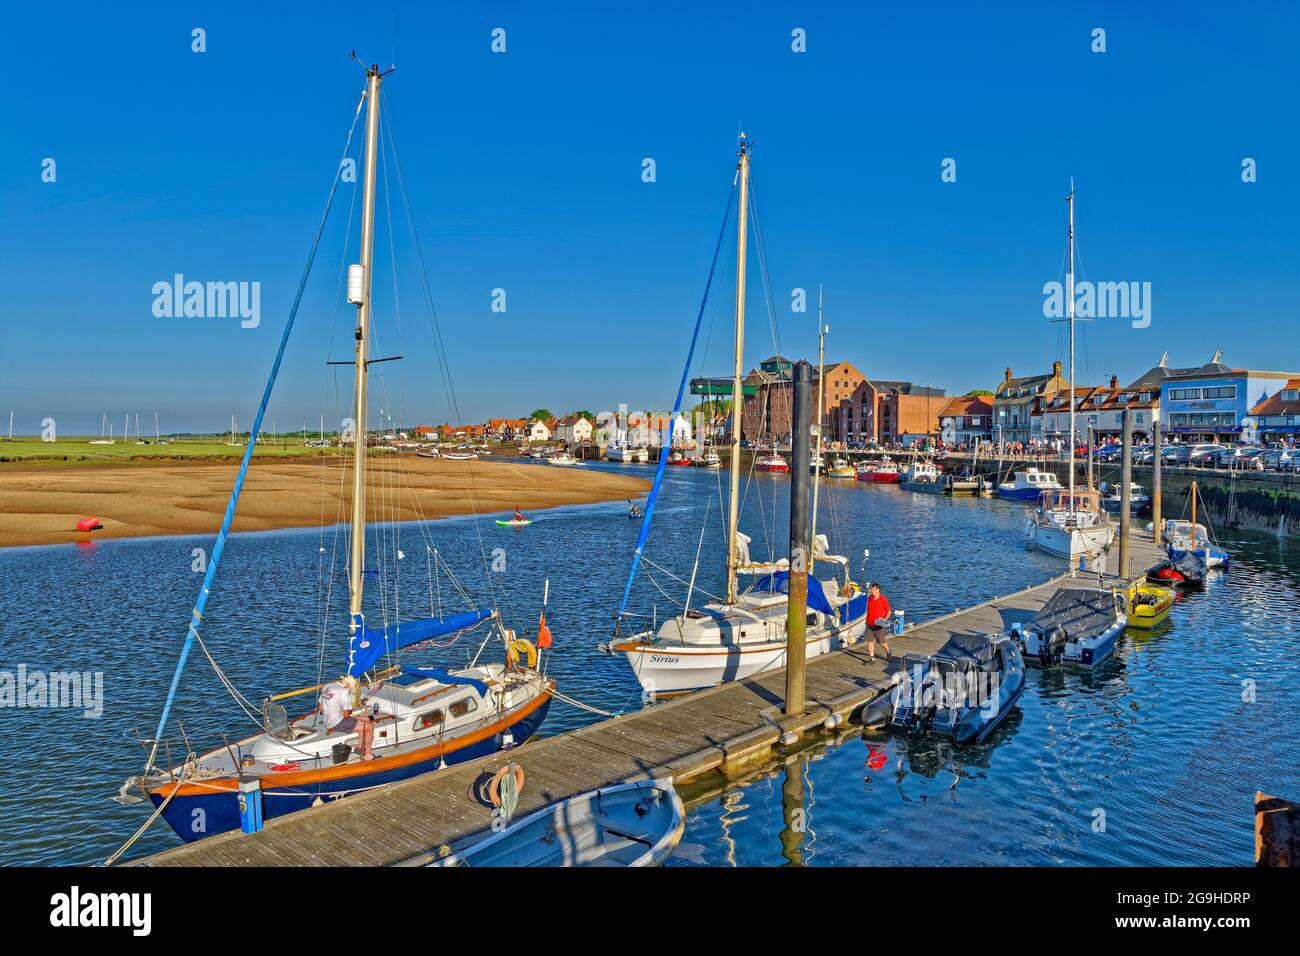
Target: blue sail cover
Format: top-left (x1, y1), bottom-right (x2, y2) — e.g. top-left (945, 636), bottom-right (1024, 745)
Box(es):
top-left (346, 609), bottom-right (492, 677)
top-left (401, 667), bottom-right (489, 697)
top-left (753, 571), bottom-right (834, 615)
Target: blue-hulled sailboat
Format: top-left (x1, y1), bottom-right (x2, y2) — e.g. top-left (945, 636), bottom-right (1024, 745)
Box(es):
top-left (116, 59), bottom-right (552, 844)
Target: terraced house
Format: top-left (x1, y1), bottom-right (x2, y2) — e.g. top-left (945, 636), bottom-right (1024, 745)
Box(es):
top-left (992, 362), bottom-right (1069, 444)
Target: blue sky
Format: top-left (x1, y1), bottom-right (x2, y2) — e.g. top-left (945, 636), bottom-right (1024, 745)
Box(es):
top-left (2, 2), bottom-right (1297, 434)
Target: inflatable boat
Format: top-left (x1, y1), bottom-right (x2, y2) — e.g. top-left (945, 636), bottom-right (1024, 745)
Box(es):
top-left (888, 632), bottom-right (1025, 745)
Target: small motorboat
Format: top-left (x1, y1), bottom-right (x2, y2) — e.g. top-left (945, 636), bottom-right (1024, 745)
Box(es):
top-left (430, 778), bottom-right (684, 867)
top-left (809, 454), bottom-right (825, 474)
top-left (1123, 582), bottom-right (1176, 630)
top-left (1148, 549), bottom-right (1207, 591)
top-left (547, 452), bottom-right (582, 466)
top-left (826, 457), bottom-right (855, 478)
top-left (1160, 520), bottom-right (1229, 570)
top-left (868, 457), bottom-right (901, 483)
top-left (695, 450), bottom-right (721, 467)
top-left (854, 461), bottom-right (877, 480)
top-left (996, 467), bottom-right (1062, 501)
top-left (666, 451), bottom-right (693, 466)
top-left (442, 451), bottom-right (478, 461)
top-left (754, 453), bottom-right (789, 473)
top-left (1099, 481), bottom-right (1150, 515)
top-left (1012, 586), bottom-right (1128, 668)
top-left (899, 460), bottom-right (944, 494)
top-left (888, 632), bottom-right (1025, 745)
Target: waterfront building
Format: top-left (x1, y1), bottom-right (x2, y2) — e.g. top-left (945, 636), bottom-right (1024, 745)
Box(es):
top-left (992, 362), bottom-right (1070, 445)
top-left (1036, 374), bottom-right (1161, 445)
top-left (553, 415), bottom-right (594, 444)
top-left (1247, 377), bottom-right (1300, 443)
top-left (693, 356), bottom-right (863, 444)
top-left (833, 379), bottom-right (946, 444)
top-left (937, 394), bottom-right (994, 446)
top-left (1158, 349), bottom-right (1300, 443)
top-left (527, 419), bottom-right (551, 443)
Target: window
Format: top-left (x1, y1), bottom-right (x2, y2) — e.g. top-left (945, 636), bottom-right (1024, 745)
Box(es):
top-left (1282, 390), bottom-right (1299, 402)
top-left (1135, 412), bottom-right (1145, 425)
top-left (1169, 388), bottom-right (1202, 401)
top-left (414, 709), bottom-right (445, 731)
top-left (449, 698), bottom-right (477, 718)
top-left (1202, 386), bottom-right (1236, 400)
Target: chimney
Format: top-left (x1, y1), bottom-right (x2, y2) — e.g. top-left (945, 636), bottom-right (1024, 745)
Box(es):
top-left (1052, 360), bottom-right (1062, 377)
top-left (1004, 367), bottom-right (1013, 382)
top-left (1110, 374), bottom-right (1119, 389)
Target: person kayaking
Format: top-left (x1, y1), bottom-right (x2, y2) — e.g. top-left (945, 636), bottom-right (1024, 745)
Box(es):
top-left (866, 582), bottom-right (892, 663)
top-left (513, 506), bottom-right (524, 523)
top-left (628, 502), bottom-right (642, 519)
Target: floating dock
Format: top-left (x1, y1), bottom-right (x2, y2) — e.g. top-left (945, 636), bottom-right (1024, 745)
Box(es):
top-left (135, 532), bottom-right (1166, 867)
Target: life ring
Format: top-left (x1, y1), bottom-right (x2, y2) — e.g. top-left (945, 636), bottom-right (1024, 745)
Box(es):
top-left (506, 638), bottom-right (538, 670)
top-left (487, 763), bottom-right (525, 808)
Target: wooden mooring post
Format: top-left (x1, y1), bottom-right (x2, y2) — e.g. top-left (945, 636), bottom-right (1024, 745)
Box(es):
top-left (784, 359), bottom-right (811, 722)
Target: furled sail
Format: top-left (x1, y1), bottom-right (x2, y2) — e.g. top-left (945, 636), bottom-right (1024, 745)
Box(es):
top-left (347, 609), bottom-right (493, 677)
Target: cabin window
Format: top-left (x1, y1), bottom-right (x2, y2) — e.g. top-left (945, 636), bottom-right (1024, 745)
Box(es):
top-left (449, 698), bottom-right (477, 718)
top-left (806, 612), bottom-right (818, 627)
top-left (414, 709), bottom-right (445, 731)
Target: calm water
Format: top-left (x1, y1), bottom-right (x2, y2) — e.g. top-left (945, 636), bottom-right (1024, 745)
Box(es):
top-left (1, 463), bottom-right (1295, 865)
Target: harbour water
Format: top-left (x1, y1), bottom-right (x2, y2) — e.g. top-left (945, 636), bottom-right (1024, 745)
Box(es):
top-left (0, 463), bottom-right (1295, 865)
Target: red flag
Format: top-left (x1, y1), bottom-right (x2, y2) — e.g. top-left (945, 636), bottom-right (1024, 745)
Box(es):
top-left (536, 612), bottom-right (553, 649)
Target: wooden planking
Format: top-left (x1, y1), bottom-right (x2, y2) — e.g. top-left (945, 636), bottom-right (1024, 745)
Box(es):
top-left (139, 545), bottom-right (1159, 868)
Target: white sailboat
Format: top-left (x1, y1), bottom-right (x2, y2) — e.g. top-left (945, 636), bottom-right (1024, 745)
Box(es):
top-left (609, 137), bottom-right (868, 697)
top-left (117, 58), bottom-right (554, 844)
top-left (1027, 185), bottom-right (1115, 560)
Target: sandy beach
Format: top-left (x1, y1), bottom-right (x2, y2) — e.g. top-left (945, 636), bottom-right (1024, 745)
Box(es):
top-left (0, 456), bottom-right (650, 549)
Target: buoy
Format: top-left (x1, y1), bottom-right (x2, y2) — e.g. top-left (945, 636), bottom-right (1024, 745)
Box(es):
top-left (75, 516), bottom-right (103, 532)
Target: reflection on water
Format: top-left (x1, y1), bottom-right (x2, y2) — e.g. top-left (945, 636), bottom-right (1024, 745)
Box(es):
top-left (1, 463), bottom-right (1295, 865)
top-left (670, 527), bottom-right (1300, 867)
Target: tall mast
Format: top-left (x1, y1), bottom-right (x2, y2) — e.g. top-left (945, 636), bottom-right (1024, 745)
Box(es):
top-left (348, 64), bottom-right (383, 630)
top-left (725, 134), bottom-right (751, 605)
top-left (1066, 182), bottom-right (1076, 509)
top-left (809, 284), bottom-right (825, 573)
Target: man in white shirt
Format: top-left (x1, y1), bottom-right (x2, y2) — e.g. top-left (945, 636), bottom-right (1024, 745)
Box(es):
top-left (318, 675), bottom-right (376, 760)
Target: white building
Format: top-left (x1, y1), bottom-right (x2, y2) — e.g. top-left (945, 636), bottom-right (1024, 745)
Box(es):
top-left (527, 419), bottom-right (551, 443)
top-left (553, 415), bottom-right (594, 444)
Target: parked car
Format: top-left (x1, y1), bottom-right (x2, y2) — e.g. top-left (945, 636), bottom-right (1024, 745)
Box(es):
top-left (1256, 448), bottom-right (1297, 471)
top-left (1133, 443), bottom-right (1156, 464)
top-left (1183, 443), bottom-right (1226, 466)
top-left (1212, 445), bottom-right (1265, 469)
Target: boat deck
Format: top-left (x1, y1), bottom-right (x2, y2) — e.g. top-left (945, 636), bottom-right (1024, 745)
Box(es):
top-left (135, 531), bottom-right (1167, 867)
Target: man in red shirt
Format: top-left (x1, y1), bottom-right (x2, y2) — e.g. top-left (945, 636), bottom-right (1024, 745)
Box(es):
top-left (866, 582), bottom-right (892, 662)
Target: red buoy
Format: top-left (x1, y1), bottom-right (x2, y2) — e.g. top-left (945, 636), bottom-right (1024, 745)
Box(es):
top-left (75, 516), bottom-right (103, 532)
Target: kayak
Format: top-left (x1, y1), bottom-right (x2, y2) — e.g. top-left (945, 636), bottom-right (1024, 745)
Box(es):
top-left (496, 518), bottom-right (532, 527)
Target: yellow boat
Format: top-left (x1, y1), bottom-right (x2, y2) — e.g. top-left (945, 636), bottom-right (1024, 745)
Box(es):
top-left (1122, 582), bottom-right (1176, 629)
top-left (826, 457), bottom-right (856, 479)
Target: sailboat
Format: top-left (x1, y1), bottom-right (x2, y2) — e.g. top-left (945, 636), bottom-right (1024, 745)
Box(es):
top-left (116, 60), bottom-right (553, 843)
top-left (607, 136), bottom-right (868, 697)
top-left (1027, 186), bottom-right (1115, 560)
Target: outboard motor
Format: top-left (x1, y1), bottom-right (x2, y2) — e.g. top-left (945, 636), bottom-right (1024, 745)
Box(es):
top-left (1039, 625), bottom-right (1068, 666)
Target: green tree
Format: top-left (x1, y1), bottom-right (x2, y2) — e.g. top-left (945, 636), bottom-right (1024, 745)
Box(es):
top-left (965, 389), bottom-right (994, 397)
top-left (528, 408), bottom-right (553, 422)
top-left (574, 409), bottom-right (596, 422)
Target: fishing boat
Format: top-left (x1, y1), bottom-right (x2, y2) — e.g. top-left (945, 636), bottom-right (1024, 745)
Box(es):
top-left (695, 449), bottom-right (722, 467)
top-left (854, 460), bottom-right (877, 480)
top-left (755, 452), bottom-right (790, 473)
top-left (996, 467), bottom-right (1063, 501)
top-left (826, 456), bottom-right (855, 478)
top-left (1123, 582), bottom-right (1176, 629)
top-left (1100, 480), bottom-right (1150, 515)
top-left (548, 451), bottom-right (582, 466)
top-left (1011, 586), bottom-right (1128, 668)
top-left (899, 459), bottom-right (944, 493)
top-left (606, 136), bottom-right (868, 697)
top-left (888, 632), bottom-right (1026, 745)
top-left (607, 442), bottom-right (648, 463)
top-left (809, 453), bottom-right (825, 475)
top-left (429, 779), bottom-right (684, 867)
top-left (867, 457), bottom-right (901, 483)
top-left (116, 60), bottom-right (553, 844)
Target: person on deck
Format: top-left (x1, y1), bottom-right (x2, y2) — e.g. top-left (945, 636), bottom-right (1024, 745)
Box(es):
top-left (866, 582), bottom-right (892, 662)
top-left (319, 675), bottom-right (375, 760)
